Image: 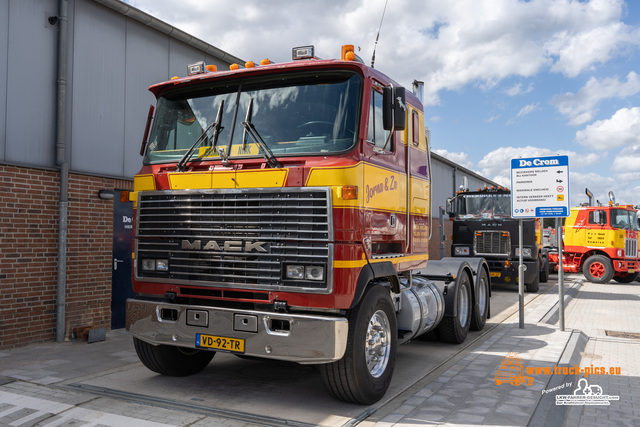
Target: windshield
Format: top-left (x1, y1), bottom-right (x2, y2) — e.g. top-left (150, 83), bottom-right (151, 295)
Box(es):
top-left (610, 209), bottom-right (640, 230)
top-left (144, 72), bottom-right (361, 164)
top-left (456, 193), bottom-right (511, 219)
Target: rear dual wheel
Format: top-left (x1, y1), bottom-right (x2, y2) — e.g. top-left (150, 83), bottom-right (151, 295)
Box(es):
top-left (470, 268), bottom-right (489, 331)
top-left (437, 272), bottom-right (472, 344)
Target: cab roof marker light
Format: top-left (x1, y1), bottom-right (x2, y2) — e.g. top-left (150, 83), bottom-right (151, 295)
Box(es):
top-left (292, 45), bottom-right (314, 60)
top-left (230, 63), bottom-right (240, 70)
top-left (341, 44), bottom-right (355, 61)
top-left (260, 58), bottom-right (272, 65)
top-left (187, 61), bottom-right (206, 75)
top-left (205, 64), bottom-right (217, 72)
top-left (245, 61), bottom-right (256, 68)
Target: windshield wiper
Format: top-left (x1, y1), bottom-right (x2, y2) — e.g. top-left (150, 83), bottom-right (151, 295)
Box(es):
top-left (176, 100), bottom-right (224, 171)
top-left (241, 98), bottom-right (282, 169)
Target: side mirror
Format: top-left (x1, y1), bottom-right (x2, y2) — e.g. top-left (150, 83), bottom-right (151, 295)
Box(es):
top-left (140, 104), bottom-right (155, 156)
top-left (446, 197), bottom-right (455, 217)
top-left (383, 85), bottom-right (406, 131)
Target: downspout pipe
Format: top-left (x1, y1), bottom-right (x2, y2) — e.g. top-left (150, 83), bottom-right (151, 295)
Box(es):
top-left (55, 0), bottom-right (69, 343)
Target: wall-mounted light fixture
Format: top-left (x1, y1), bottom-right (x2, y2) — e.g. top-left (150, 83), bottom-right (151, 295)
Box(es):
top-left (98, 190), bottom-right (114, 200)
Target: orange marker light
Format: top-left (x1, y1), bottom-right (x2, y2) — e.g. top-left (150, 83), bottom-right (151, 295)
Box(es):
top-left (230, 63), bottom-right (240, 70)
top-left (120, 191), bottom-right (130, 203)
top-left (205, 64), bottom-right (217, 72)
top-left (245, 61), bottom-right (255, 68)
top-left (341, 44), bottom-right (355, 61)
top-left (342, 185), bottom-right (358, 200)
top-left (260, 58), bottom-right (271, 65)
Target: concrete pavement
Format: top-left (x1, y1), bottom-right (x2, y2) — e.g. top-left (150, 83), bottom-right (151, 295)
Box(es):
top-left (0, 275), bottom-right (638, 426)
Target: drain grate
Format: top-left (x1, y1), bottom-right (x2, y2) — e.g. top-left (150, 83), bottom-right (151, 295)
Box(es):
top-left (605, 330), bottom-right (640, 339)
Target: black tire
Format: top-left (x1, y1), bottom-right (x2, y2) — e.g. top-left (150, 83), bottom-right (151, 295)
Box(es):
top-left (526, 270), bottom-right (539, 292)
top-left (614, 272), bottom-right (638, 283)
top-left (539, 254), bottom-right (550, 283)
top-left (470, 268), bottom-right (489, 331)
top-left (133, 337), bottom-right (215, 376)
top-left (320, 285), bottom-right (397, 405)
top-left (583, 255), bottom-right (614, 284)
top-left (437, 272), bottom-right (472, 344)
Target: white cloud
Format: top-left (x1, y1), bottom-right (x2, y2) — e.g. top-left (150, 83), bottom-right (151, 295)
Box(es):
top-left (546, 21), bottom-right (640, 77)
top-left (126, 0), bottom-right (640, 106)
top-left (568, 171), bottom-right (617, 205)
top-left (612, 144), bottom-right (640, 172)
top-left (551, 72), bottom-right (640, 126)
top-left (476, 146), bottom-right (601, 183)
top-left (575, 107), bottom-right (640, 150)
top-left (432, 149), bottom-right (474, 169)
top-left (517, 103), bottom-right (539, 118)
top-left (505, 83), bottom-right (533, 96)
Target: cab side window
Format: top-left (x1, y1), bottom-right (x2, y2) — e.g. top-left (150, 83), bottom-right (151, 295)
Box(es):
top-left (412, 110), bottom-right (419, 146)
top-left (367, 89), bottom-right (392, 150)
top-left (588, 210), bottom-right (607, 225)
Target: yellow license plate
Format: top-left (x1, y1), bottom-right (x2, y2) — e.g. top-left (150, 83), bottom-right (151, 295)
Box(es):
top-left (630, 269), bottom-right (635, 273)
top-left (490, 272), bottom-right (501, 277)
top-left (196, 334), bottom-right (245, 353)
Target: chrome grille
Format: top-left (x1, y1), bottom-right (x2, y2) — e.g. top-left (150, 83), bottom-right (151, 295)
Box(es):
top-left (625, 238), bottom-right (637, 258)
top-left (474, 231), bottom-right (510, 256)
top-left (135, 188), bottom-right (333, 293)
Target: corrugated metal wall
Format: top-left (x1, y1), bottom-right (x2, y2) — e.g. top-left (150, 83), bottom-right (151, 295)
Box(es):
top-left (0, 0), bottom-right (241, 179)
top-left (1, 0), bottom-right (59, 169)
top-left (430, 152), bottom-right (498, 218)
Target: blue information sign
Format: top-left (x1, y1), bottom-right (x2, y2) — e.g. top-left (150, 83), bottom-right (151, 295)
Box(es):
top-left (510, 155), bottom-right (569, 218)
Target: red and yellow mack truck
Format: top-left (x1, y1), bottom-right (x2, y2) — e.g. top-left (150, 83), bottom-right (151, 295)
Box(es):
top-left (126, 45), bottom-right (490, 404)
top-left (549, 189), bottom-right (640, 283)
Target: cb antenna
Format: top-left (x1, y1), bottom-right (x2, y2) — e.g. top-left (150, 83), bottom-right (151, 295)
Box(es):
top-left (371, 0), bottom-right (389, 68)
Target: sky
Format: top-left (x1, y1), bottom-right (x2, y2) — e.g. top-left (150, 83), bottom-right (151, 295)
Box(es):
top-left (125, 0), bottom-right (640, 207)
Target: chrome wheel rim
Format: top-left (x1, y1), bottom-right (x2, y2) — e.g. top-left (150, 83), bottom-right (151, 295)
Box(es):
top-left (365, 309), bottom-right (391, 378)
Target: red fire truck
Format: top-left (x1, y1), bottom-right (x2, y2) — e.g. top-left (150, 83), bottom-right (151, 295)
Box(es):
top-left (126, 45), bottom-right (490, 404)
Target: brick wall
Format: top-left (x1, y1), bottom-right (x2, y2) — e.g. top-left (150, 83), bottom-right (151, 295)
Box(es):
top-left (0, 165), bottom-right (132, 349)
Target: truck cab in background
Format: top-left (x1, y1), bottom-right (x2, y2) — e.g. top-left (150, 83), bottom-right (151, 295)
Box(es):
top-left (447, 185), bottom-right (548, 292)
top-left (549, 188), bottom-right (640, 283)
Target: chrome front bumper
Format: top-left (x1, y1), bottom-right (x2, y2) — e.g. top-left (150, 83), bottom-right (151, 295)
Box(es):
top-left (126, 299), bottom-right (348, 364)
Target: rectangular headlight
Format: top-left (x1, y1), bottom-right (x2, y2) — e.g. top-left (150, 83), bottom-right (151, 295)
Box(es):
top-left (286, 265), bottom-right (305, 279)
top-left (156, 259), bottom-right (169, 271)
top-left (142, 259), bottom-right (156, 271)
top-left (515, 248), bottom-right (532, 257)
top-left (454, 247), bottom-right (470, 256)
top-left (305, 266), bottom-right (324, 281)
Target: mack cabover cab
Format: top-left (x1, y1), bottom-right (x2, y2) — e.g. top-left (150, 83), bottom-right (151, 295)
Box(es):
top-left (550, 189), bottom-right (640, 283)
top-left (447, 186), bottom-right (547, 292)
top-left (126, 45), bottom-right (490, 405)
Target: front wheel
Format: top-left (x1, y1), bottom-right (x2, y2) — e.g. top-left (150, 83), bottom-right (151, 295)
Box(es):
top-left (133, 337), bottom-right (215, 376)
top-left (320, 285), bottom-right (397, 405)
top-left (583, 255), bottom-right (614, 284)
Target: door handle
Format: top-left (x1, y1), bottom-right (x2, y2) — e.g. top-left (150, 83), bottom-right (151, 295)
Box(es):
top-left (114, 258), bottom-right (124, 270)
